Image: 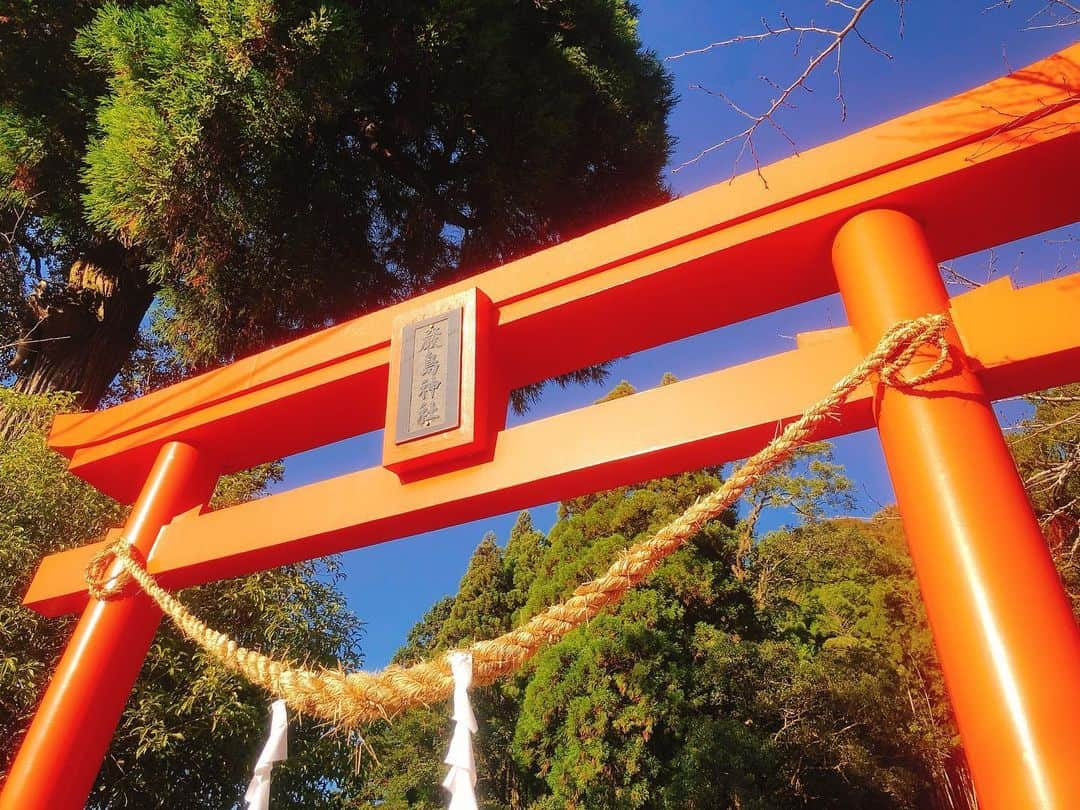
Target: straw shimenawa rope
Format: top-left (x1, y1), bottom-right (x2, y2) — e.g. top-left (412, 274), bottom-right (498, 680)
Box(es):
top-left (86, 314), bottom-right (952, 729)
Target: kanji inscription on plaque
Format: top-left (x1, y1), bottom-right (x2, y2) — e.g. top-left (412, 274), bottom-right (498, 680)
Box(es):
top-left (395, 307), bottom-right (463, 443)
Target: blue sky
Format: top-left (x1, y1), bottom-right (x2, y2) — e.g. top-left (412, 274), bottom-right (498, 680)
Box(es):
top-left (273, 2), bottom-right (1079, 668)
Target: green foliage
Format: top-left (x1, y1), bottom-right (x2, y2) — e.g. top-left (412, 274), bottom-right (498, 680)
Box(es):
top-left (439, 533), bottom-right (514, 647)
top-left (0, 3), bottom-right (103, 360)
top-left (747, 516), bottom-right (960, 806)
top-left (394, 596), bottom-right (456, 668)
top-left (1008, 384), bottom-right (1080, 619)
top-left (503, 511), bottom-right (548, 618)
top-left (0, 389), bottom-right (121, 739)
top-left (356, 378), bottom-right (983, 808)
top-left (2, 0), bottom-right (674, 384)
top-left (0, 388), bottom-right (369, 807)
top-left (0, 2), bottom-right (98, 224)
top-left (363, 481), bottom-right (962, 808)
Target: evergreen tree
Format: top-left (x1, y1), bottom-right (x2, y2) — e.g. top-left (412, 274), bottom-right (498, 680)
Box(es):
top-left (512, 466), bottom-right (747, 808)
top-left (1, 0), bottom-right (674, 428)
top-left (438, 533), bottom-right (513, 648)
top-left (363, 531), bottom-right (524, 809)
top-left (394, 596), bottom-right (456, 667)
top-left (360, 378), bottom-right (976, 808)
top-left (435, 533), bottom-right (530, 809)
top-left (503, 511), bottom-right (548, 619)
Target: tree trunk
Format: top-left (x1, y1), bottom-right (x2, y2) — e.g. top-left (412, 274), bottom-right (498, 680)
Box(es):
top-left (1, 242), bottom-right (153, 439)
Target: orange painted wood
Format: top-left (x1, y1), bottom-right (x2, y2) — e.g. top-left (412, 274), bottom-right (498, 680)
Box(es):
top-left (24, 273), bottom-right (1080, 616)
top-left (833, 210), bottom-right (1080, 809)
top-left (45, 46), bottom-right (1080, 502)
top-left (952, 274), bottom-right (1080, 396)
top-left (0, 443), bottom-right (219, 810)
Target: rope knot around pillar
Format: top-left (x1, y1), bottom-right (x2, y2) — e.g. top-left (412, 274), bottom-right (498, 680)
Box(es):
top-left (85, 540), bottom-right (142, 601)
top-left (79, 313), bottom-right (953, 729)
top-left (874, 314), bottom-right (952, 389)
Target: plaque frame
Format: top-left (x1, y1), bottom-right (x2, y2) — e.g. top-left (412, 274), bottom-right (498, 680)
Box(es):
top-left (394, 308), bottom-right (463, 444)
top-left (381, 288), bottom-right (498, 477)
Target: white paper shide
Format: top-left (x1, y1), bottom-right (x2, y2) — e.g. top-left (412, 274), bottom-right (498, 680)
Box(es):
top-left (442, 651), bottom-right (478, 810)
top-left (244, 699), bottom-right (288, 810)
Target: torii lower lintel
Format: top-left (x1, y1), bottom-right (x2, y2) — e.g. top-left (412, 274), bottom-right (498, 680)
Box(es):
top-left (22, 272), bottom-right (1080, 616)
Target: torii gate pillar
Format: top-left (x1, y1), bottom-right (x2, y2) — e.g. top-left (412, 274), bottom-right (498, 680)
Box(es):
top-left (832, 209), bottom-right (1080, 809)
top-left (0, 442), bottom-right (218, 810)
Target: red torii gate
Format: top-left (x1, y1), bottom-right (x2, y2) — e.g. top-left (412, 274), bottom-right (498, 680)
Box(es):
top-left (4, 45), bottom-right (1080, 809)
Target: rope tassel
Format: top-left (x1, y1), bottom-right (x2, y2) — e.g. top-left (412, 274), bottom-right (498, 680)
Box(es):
top-left (85, 314), bottom-right (952, 729)
top-left (442, 652), bottom-right (478, 810)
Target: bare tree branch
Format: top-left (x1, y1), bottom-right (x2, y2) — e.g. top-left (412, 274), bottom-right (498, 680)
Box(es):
top-left (668, 0), bottom-right (1074, 180)
top-left (666, 0), bottom-right (904, 180)
top-left (938, 263), bottom-right (983, 289)
top-left (986, 0), bottom-right (1080, 30)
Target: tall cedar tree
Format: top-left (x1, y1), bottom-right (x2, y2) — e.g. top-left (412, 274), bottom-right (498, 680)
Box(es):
top-left (0, 0), bottom-right (673, 431)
